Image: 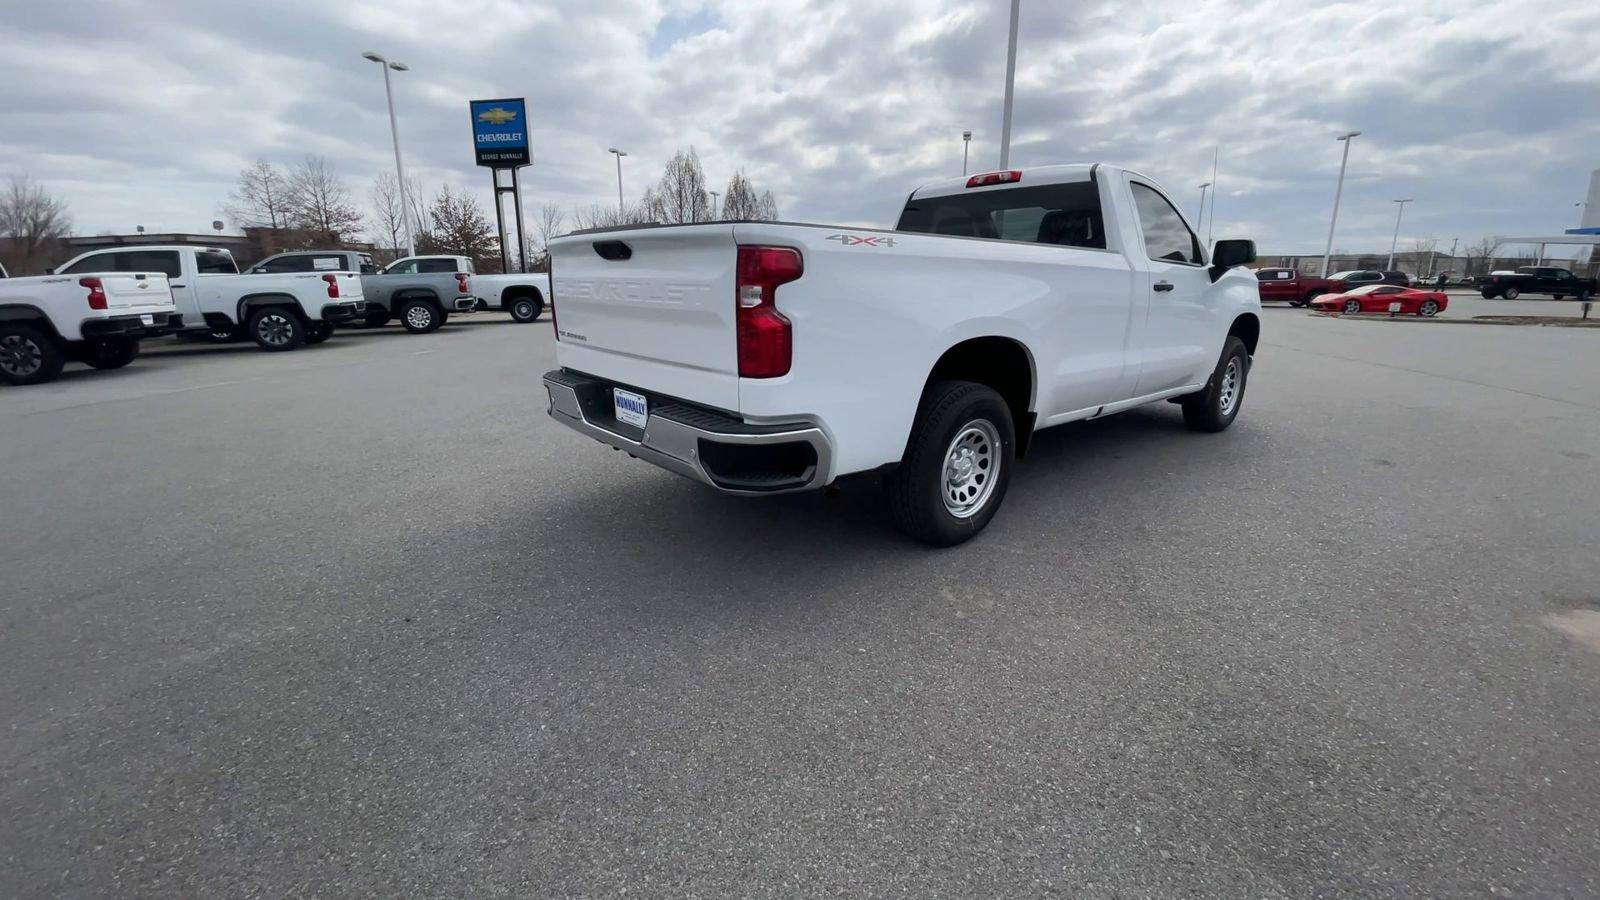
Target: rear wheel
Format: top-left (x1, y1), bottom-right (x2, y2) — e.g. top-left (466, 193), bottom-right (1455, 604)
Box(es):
top-left (1480, 288), bottom-right (1497, 299)
top-left (1502, 287), bottom-right (1520, 300)
top-left (81, 337), bottom-right (140, 370)
top-left (1418, 299), bottom-right (1440, 317)
top-left (400, 299), bottom-right (441, 333)
top-left (509, 295), bottom-right (543, 323)
top-left (1343, 298), bottom-right (1362, 314)
top-left (885, 381), bottom-right (1015, 547)
top-left (248, 307), bottom-right (305, 351)
top-left (1578, 289), bottom-right (1592, 302)
top-left (1181, 336), bottom-right (1249, 433)
top-left (305, 322), bottom-right (334, 344)
top-left (0, 324), bottom-right (65, 386)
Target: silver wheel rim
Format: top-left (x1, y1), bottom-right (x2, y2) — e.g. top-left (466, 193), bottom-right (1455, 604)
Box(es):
top-left (1421, 300), bottom-right (1437, 316)
top-left (406, 306), bottom-right (433, 329)
top-left (1218, 357), bottom-right (1242, 416)
top-left (1, 334), bottom-right (42, 376)
top-left (257, 313), bottom-right (293, 345)
top-left (942, 419), bottom-right (1001, 518)
top-left (514, 300), bottom-right (533, 318)
top-left (1344, 300), bottom-right (1361, 313)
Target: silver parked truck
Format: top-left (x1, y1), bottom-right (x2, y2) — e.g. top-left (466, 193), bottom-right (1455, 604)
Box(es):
top-left (247, 251), bottom-right (475, 333)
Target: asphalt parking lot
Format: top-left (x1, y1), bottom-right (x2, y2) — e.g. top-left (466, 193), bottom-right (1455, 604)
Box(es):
top-left (4, 310), bottom-right (1600, 896)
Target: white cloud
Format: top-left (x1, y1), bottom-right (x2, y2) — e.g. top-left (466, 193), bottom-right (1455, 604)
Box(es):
top-left (1, 0), bottom-right (1596, 252)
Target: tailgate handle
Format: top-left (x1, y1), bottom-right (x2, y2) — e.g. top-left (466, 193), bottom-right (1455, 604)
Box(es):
top-left (592, 241), bottom-right (632, 261)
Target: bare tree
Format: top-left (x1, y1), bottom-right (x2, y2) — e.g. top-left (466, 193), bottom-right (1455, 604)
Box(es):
top-left (530, 202), bottom-right (566, 271)
top-left (720, 170), bottom-right (760, 220)
top-left (369, 172), bottom-right (407, 262)
top-left (1407, 238), bottom-right (1438, 276)
top-left (1461, 237), bottom-right (1497, 276)
top-left (0, 175), bottom-right (71, 274)
top-left (223, 160), bottom-right (292, 229)
top-left (572, 198), bottom-right (660, 231)
top-left (419, 185), bottom-right (498, 271)
top-left (283, 156), bottom-right (363, 243)
top-left (646, 147), bottom-right (712, 224)
top-left (756, 189), bottom-right (780, 221)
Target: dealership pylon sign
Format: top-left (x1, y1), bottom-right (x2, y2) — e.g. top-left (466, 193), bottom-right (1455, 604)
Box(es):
top-left (469, 98), bottom-right (530, 168)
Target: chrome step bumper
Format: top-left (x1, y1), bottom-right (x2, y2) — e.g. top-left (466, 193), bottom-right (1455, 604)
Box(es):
top-left (542, 369), bottom-right (832, 495)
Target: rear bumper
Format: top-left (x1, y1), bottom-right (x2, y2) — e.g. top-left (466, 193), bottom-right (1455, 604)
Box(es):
top-left (320, 301), bottom-right (365, 322)
top-left (80, 312), bottom-right (182, 339)
top-left (542, 369), bottom-right (833, 495)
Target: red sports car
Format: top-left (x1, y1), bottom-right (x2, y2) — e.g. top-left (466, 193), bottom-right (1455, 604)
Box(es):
top-left (1311, 284), bottom-right (1448, 317)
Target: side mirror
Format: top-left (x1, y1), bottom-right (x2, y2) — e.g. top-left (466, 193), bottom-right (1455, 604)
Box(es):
top-left (1210, 239), bottom-right (1256, 282)
top-left (44, 267), bottom-right (55, 275)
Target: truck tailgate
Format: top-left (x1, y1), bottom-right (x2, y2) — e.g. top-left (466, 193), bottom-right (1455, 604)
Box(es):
top-left (98, 273), bottom-right (175, 313)
top-left (550, 225), bottom-right (739, 412)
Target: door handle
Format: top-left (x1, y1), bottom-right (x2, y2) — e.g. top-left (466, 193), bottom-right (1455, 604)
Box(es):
top-left (1153, 281), bottom-right (1174, 292)
top-left (170, 282), bottom-right (186, 288)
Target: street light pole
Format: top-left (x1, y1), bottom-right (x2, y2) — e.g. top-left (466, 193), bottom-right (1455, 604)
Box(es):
top-left (1196, 182), bottom-right (1211, 234)
top-left (1386, 198), bottom-right (1413, 270)
top-left (607, 148), bottom-right (627, 215)
top-left (363, 51), bottom-right (414, 257)
top-left (998, 0), bottom-right (1020, 169)
top-left (962, 130), bottom-right (972, 175)
top-left (1320, 131), bottom-right (1361, 277)
top-left (709, 191), bottom-right (719, 220)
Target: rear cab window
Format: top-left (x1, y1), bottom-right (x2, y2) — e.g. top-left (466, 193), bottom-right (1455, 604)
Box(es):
top-left (896, 180), bottom-right (1107, 250)
top-left (416, 258), bottom-right (462, 274)
top-left (194, 250), bottom-right (237, 274)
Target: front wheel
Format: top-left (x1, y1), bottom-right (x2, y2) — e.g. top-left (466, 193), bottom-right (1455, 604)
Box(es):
top-left (81, 337), bottom-right (140, 370)
top-left (1502, 287), bottom-right (1520, 300)
top-left (885, 381), bottom-right (1015, 547)
top-left (509, 296), bottom-right (543, 323)
top-left (1181, 336), bottom-right (1249, 433)
top-left (0, 324), bottom-right (65, 386)
top-left (248, 307), bottom-right (305, 351)
top-left (305, 322), bottom-right (334, 345)
top-left (1343, 298), bottom-right (1362, 314)
top-left (400, 300), bottom-right (441, 334)
top-left (1418, 299), bottom-right (1440, 317)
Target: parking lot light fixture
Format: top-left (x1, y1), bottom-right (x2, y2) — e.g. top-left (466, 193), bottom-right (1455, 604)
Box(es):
top-left (1386, 198), bottom-right (1413, 270)
top-left (962, 130), bottom-right (973, 175)
top-left (363, 50), bottom-right (415, 257)
top-left (608, 148), bottom-right (627, 214)
top-left (1320, 131), bottom-right (1361, 277)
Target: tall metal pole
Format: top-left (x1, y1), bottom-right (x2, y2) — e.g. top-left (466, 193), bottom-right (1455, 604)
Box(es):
top-left (1207, 145), bottom-right (1219, 247)
top-left (1196, 182), bottom-right (1211, 234)
top-left (709, 191), bottom-right (719, 220)
top-left (608, 148), bottom-right (626, 213)
top-left (998, 0), bottom-right (1020, 169)
top-left (511, 167), bottom-right (527, 273)
top-left (962, 130), bottom-right (972, 175)
top-left (1320, 131), bottom-right (1360, 277)
top-left (365, 52), bottom-right (415, 257)
top-left (1386, 198), bottom-right (1412, 270)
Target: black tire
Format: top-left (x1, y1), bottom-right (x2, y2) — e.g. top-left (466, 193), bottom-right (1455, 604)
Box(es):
top-left (1577, 289), bottom-right (1592, 302)
top-left (1418, 299), bottom-right (1439, 317)
top-left (1181, 336), bottom-right (1249, 433)
top-left (305, 322), bottom-right (334, 345)
top-left (399, 299), bottom-right (441, 333)
top-left (1342, 298), bottom-right (1362, 314)
top-left (885, 381), bottom-right (1015, 547)
top-left (248, 307), bottom-right (305, 352)
top-left (509, 295), bottom-right (543, 323)
top-left (1502, 287), bottom-right (1520, 300)
top-left (0, 323), bottom-right (65, 386)
top-left (364, 311), bottom-right (391, 328)
top-left (81, 337), bottom-right (140, 370)
top-left (1480, 289), bottom-right (1496, 299)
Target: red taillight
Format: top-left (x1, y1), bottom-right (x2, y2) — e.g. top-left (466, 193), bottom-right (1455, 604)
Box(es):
top-left (321, 273), bottom-right (339, 298)
top-left (1491, 276), bottom-right (1500, 283)
top-left (80, 277), bottom-right (106, 310)
top-left (966, 170), bottom-right (1021, 188)
top-left (456, 273), bottom-right (470, 294)
top-left (735, 245), bottom-right (801, 378)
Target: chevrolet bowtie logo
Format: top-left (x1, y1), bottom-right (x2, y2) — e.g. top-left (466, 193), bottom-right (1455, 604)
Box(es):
top-left (477, 107), bottom-right (517, 125)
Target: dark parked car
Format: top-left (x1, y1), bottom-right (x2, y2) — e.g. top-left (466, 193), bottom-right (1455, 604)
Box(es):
top-left (1327, 270), bottom-right (1410, 289)
top-left (1478, 266), bottom-right (1595, 301)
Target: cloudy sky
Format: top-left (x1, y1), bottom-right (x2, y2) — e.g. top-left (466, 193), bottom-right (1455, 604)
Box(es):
top-left (2, 0), bottom-right (1597, 256)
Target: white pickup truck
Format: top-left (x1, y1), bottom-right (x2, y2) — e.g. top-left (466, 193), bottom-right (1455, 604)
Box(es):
top-left (53, 246), bottom-right (364, 351)
top-left (542, 164), bottom-right (1262, 545)
top-left (0, 261), bottom-right (180, 385)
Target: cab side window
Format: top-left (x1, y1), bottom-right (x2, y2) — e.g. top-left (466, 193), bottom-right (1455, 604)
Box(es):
top-left (386, 260), bottom-right (419, 275)
top-left (57, 253), bottom-right (116, 275)
top-left (120, 251), bottom-right (183, 279)
top-left (258, 255), bottom-right (313, 273)
top-left (1130, 183), bottom-right (1202, 265)
top-left (416, 258), bottom-right (459, 274)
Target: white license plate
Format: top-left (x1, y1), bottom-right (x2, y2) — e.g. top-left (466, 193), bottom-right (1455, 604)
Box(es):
top-left (140, 314), bottom-right (154, 325)
top-left (613, 388), bottom-right (648, 428)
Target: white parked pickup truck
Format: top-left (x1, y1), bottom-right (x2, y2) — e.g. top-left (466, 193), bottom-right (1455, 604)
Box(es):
top-left (0, 262), bottom-right (180, 385)
top-left (542, 164), bottom-right (1262, 545)
top-left (53, 246), bottom-right (364, 351)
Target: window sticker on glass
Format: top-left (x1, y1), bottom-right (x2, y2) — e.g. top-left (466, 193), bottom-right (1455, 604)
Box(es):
top-left (313, 258), bottom-right (340, 270)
